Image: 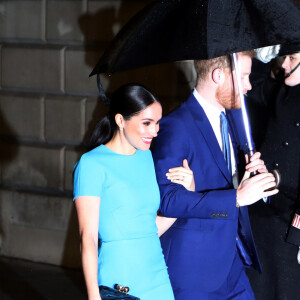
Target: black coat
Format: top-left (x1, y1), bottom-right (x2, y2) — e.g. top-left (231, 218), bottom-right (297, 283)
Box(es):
top-left (246, 61), bottom-right (300, 300)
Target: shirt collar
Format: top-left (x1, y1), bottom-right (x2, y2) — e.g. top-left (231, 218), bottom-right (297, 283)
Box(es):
top-left (193, 88), bottom-right (225, 121)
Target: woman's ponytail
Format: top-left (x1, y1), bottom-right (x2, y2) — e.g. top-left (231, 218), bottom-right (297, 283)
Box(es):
top-left (88, 115), bottom-right (116, 150)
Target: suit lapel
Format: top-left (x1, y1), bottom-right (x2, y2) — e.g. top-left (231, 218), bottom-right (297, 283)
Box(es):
top-left (185, 94), bottom-right (232, 184)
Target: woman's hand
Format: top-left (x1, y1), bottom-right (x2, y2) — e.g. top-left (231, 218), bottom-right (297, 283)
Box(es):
top-left (166, 159), bottom-right (195, 191)
top-left (156, 215), bottom-right (177, 237)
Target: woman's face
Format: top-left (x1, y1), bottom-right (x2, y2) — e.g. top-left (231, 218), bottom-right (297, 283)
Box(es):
top-left (282, 53), bottom-right (300, 86)
top-left (122, 101), bottom-right (162, 151)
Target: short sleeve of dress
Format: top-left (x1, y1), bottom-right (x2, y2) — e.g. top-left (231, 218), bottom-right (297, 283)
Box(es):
top-left (73, 154), bottom-right (104, 200)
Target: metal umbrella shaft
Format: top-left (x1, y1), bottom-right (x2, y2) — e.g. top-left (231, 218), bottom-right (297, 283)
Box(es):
top-left (232, 52), bottom-right (281, 191)
top-left (231, 53), bottom-right (255, 156)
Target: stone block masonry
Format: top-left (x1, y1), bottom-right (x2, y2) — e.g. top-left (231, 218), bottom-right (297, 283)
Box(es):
top-left (0, 0), bottom-right (195, 268)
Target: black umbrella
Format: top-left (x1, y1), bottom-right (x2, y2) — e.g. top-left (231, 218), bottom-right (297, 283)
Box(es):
top-left (90, 0), bottom-right (300, 76)
top-left (90, 0), bottom-right (299, 188)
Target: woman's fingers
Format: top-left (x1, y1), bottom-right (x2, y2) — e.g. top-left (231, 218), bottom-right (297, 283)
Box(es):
top-left (183, 159), bottom-right (191, 170)
top-left (167, 159), bottom-right (195, 191)
top-left (167, 172), bottom-right (192, 181)
top-left (168, 166), bottom-right (193, 174)
top-left (170, 179), bottom-right (187, 185)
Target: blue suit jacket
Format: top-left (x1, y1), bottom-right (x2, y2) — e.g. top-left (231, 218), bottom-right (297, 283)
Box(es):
top-left (153, 93), bottom-right (261, 293)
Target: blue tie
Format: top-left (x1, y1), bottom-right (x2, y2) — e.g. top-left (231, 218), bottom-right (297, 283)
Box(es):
top-left (220, 112), bottom-right (231, 174)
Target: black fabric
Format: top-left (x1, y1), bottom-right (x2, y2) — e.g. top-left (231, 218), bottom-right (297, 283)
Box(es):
top-left (246, 66), bottom-right (300, 300)
top-left (279, 42), bottom-right (300, 56)
top-left (246, 59), bottom-right (283, 149)
top-left (99, 286), bottom-right (140, 300)
top-left (90, 0), bottom-right (300, 76)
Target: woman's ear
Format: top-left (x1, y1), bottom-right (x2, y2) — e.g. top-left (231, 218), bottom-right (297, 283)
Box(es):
top-left (115, 113), bottom-right (125, 130)
top-left (212, 68), bottom-right (225, 84)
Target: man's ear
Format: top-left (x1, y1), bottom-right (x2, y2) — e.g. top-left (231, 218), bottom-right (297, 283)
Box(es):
top-left (212, 68), bottom-right (225, 84)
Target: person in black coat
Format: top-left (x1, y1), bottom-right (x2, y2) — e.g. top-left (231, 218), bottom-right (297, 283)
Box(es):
top-left (246, 43), bottom-right (300, 300)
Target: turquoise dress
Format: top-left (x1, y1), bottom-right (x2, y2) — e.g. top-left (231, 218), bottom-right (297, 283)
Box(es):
top-left (73, 145), bottom-right (174, 300)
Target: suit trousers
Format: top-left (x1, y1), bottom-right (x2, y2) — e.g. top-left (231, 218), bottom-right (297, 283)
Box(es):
top-left (174, 249), bottom-right (255, 300)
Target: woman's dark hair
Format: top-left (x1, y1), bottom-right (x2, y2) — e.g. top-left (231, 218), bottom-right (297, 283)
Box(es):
top-left (88, 84), bottom-right (159, 150)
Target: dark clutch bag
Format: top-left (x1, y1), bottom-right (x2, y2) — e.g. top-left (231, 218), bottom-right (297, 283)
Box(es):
top-left (99, 285), bottom-right (140, 300)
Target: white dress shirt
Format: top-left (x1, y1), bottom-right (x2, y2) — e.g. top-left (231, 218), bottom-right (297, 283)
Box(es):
top-left (193, 89), bottom-right (239, 187)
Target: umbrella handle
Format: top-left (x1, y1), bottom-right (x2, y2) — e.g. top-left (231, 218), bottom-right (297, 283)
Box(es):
top-left (247, 150), bottom-right (281, 192)
top-left (268, 169), bottom-right (281, 190)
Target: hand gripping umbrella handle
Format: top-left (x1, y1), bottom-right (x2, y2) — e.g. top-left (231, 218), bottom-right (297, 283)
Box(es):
top-left (231, 53), bottom-right (281, 191)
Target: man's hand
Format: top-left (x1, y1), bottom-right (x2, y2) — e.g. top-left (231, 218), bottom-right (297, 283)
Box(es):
top-left (237, 152), bottom-right (278, 206)
top-left (245, 152), bottom-right (267, 174)
top-left (237, 171), bottom-right (278, 206)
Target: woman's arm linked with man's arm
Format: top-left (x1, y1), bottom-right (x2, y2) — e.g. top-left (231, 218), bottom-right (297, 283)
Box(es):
top-left (156, 158), bottom-right (195, 237)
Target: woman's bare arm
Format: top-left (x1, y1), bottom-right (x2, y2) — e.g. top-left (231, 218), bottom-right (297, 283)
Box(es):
top-left (75, 196), bottom-right (102, 300)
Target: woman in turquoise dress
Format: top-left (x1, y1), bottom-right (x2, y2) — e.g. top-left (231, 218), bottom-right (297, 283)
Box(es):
top-left (73, 84), bottom-right (195, 300)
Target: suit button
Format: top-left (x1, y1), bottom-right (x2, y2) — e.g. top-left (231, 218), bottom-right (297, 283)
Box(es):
top-left (236, 237), bottom-right (238, 241)
top-left (295, 121), bottom-right (300, 127)
top-left (282, 141), bottom-right (289, 147)
top-left (273, 162), bottom-right (279, 168)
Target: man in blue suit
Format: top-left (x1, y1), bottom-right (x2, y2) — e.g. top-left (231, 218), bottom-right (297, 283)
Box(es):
top-left (153, 52), bottom-right (279, 299)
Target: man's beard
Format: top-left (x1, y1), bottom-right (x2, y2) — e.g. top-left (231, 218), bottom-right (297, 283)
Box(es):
top-left (216, 77), bottom-right (241, 110)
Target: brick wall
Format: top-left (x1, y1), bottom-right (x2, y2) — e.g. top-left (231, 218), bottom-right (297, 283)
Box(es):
top-left (0, 0), bottom-right (195, 267)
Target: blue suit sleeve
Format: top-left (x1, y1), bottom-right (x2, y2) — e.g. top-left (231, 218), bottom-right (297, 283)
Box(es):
top-left (153, 116), bottom-right (238, 219)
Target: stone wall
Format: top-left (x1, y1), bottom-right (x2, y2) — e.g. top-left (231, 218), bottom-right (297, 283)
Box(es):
top-left (0, 0), bottom-right (195, 267)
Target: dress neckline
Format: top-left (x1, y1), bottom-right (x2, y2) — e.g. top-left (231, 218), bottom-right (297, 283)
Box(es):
top-left (101, 144), bottom-right (141, 157)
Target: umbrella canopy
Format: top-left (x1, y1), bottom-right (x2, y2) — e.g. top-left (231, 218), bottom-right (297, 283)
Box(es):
top-left (90, 0), bottom-right (300, 76)
top-left (279, 42), bottom-right (300, 56)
